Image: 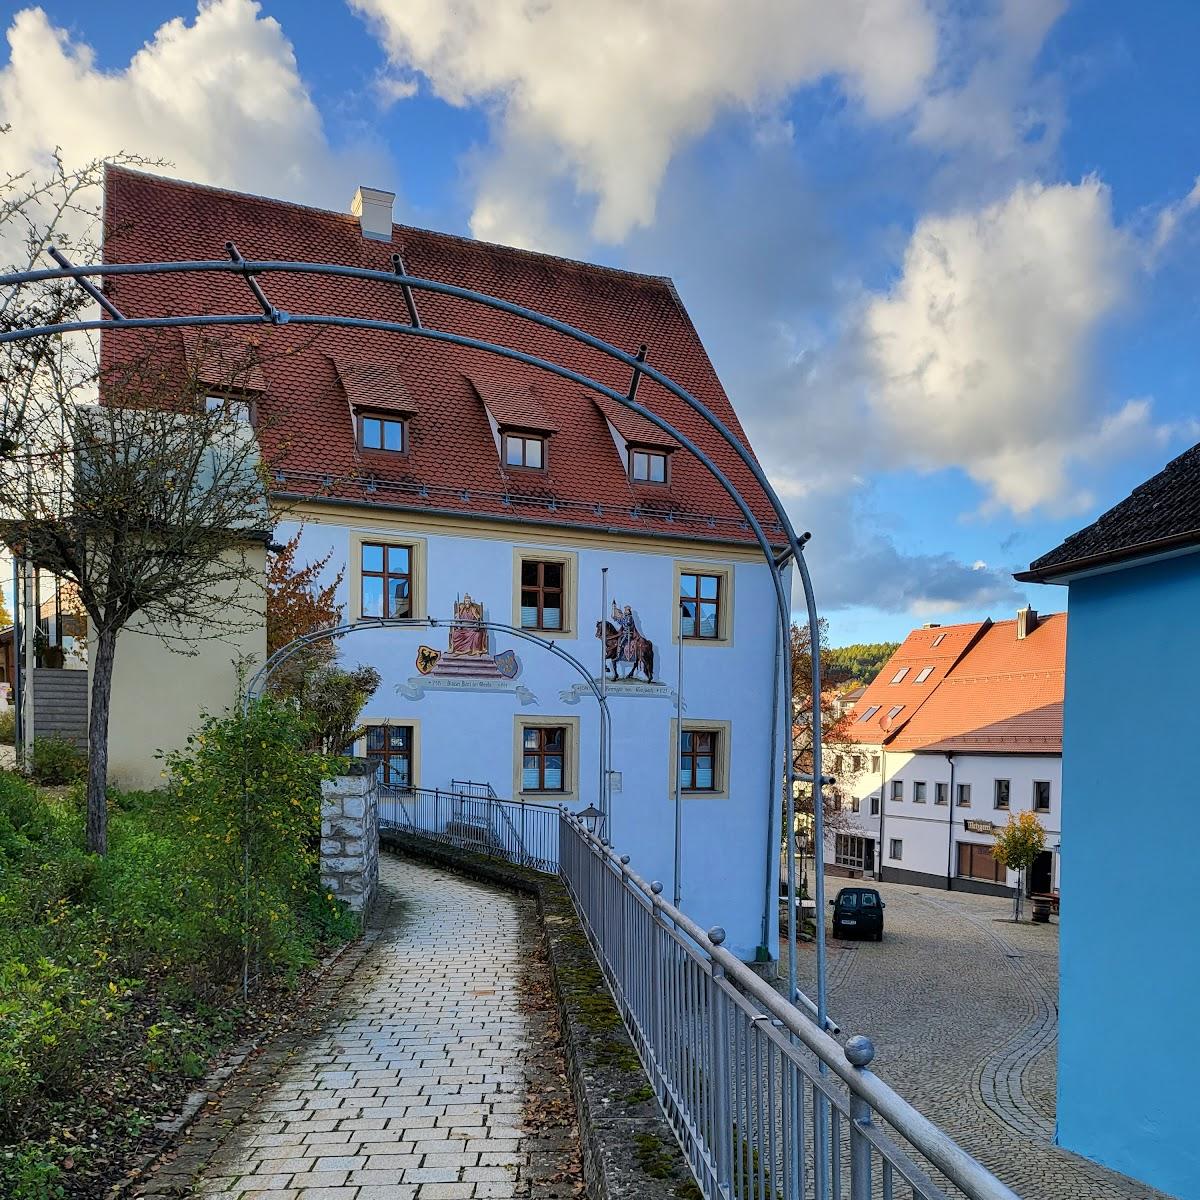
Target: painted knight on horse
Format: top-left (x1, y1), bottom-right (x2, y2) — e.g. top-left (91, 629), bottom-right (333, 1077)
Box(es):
top-left (597, 601), bottom-right (656, 683)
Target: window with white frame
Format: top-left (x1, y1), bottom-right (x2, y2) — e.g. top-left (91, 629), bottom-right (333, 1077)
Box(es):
top-left (935, 782), bottom-right (948, 805)
top-left (913, 781), bottom-right (927, 803)
top-left (956, 782), bottom-right (972, 807)
top-left (994, 779), bottom-right (1011, 809)
top-left (890, 779), bottom-right (903, 801)
top-left (889, 838), bottom-right (903, 861)
top-left (914, 666), bottom-right (934, 683)
top-left (891, 667), bottom-right (909, 684)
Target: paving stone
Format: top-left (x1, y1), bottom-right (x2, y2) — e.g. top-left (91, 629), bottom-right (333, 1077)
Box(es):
top-left (789, 876), bottom-right (1173, 1200)
top-left (190, 858), bottom-right (560, 1199)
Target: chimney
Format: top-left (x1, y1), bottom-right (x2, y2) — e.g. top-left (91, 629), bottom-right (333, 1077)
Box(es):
top-left (350, 186), bottom-right (395, 242)
top-left (1016, 605), bottom-right (1038, 640)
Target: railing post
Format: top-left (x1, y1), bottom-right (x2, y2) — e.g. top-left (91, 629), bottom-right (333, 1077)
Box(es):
top-left (708, 927), bottom-right (733, 1194)
top-left (845, 1035), bottom-right (875, 1200)
top-left (650, 881), bottom-right (665, 1090)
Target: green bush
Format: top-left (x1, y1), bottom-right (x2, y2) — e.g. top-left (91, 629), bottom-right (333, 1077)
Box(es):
top-left (0, 958), bottom-right (114, 1132)
top-left (162, 697), bottom-right (336, 982)
top-left (28, 736), bottom-right (86, 786)
top-left (0, 709), bottom-right (14, 746)
top-left (0, 700), bottom-right (357, 1187)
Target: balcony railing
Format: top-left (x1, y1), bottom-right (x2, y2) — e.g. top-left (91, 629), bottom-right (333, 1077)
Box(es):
top-left (558, 810), bottom-right (1021, 1200)
top-left (378, 783), bottom-right (559, 874)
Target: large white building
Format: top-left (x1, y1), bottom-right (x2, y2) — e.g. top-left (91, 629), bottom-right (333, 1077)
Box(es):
top-left (100, 168), bottom-right (790, 962)
top-left (834, 609), bottom-right (1064, 896)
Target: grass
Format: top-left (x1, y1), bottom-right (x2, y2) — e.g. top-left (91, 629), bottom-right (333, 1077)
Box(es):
top-left (0, 768), bottom-right (358, 1199)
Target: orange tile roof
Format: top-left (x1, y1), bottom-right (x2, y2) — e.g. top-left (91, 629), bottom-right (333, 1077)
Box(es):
top-left (888, 613), bottom-right (1065, 753)
top-left (843, 621), bottom-right (989, 745)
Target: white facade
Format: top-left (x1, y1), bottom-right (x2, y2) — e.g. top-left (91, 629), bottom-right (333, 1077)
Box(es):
top-left (281, 504), bottom-right (785, 961)
top-left (833, 746), bottom-right (1061, 894)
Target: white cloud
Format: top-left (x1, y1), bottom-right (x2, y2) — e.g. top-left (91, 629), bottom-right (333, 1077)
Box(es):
top-left (1150, 175), bottom-right (1200, 260)
top-left (0, 1), bottom-right (379, 212)
top-left (862, 177), bottom-right (1139, 514)
top-left (350, 0), bottom-right (938, 244)
top-left (914, 0), bottom-right (1067, 164)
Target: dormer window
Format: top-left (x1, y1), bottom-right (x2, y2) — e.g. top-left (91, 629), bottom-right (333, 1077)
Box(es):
top-left (504, 432), bottom-right (545, 470)
top-left (630, 448), bottom-right (667, 484)
top-left (359, 413), bottom-right (406, 453)
top-left (205, 394), bottom-right (255, 425)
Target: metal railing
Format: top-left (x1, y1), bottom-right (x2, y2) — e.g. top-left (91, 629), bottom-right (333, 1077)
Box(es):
top-left (559, 812), bottom-right (1021, 1200)
top-left (379, 784), bottom-right (559, 873)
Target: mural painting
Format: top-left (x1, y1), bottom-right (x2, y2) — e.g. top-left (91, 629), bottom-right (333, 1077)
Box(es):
top-left (597, 600), bottom-right (656, 683)
top-left (416, 593), bottom-right (520, 680)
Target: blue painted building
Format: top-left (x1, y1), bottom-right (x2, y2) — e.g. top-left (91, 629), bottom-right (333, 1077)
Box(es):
top-left (1018, 441), bottom-right (1200, 1199)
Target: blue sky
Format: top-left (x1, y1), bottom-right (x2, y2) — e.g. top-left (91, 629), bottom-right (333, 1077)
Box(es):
top-left (2, 0), bottom-right (1198, 644)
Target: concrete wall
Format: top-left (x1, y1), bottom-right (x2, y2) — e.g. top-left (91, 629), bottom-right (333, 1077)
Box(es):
top-left (281, 507), bottom-right (783, 962)
top-left (1056, 553), bottom-right (1200, 1198)
top-left (99, 544), bottom-right (267, 791)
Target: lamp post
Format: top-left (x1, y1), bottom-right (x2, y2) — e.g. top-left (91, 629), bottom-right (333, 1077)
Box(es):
top-left (798, 827), bottom-right (810, 899)
top-left (578, 802), bottom-right (603, 838)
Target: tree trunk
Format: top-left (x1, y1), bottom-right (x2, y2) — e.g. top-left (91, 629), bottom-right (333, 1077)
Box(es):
top-left (86, 626), bottom-right (118, 855)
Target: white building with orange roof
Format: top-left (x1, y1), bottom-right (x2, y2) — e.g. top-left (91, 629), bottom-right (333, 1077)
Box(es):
top-left (831, 608), bottom-right (1063, 897)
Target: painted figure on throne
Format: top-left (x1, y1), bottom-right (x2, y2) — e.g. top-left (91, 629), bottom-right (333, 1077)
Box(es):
top-left (448, 593), bottom-right (489, 657)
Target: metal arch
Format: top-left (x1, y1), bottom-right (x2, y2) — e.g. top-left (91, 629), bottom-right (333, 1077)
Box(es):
top-left (244, 614), bottom-right (613, 824)
top-left (0, 253), bottom-right (828, 1031)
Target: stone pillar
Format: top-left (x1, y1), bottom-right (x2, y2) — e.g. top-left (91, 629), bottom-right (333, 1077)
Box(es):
top-left (320, 765), bottom-right (379, 920)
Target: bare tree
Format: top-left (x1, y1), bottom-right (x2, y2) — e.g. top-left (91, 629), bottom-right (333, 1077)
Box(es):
top-left (0, 150), bottom-right (273, 854)
top-left (790, 619), bottom-right (861, 839)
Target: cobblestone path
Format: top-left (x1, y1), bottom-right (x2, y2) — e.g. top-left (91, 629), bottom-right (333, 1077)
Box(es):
top-left (196, 855), bottom-right (572, 1200)
top-left (790, 878), bottom-right (1171, 1200)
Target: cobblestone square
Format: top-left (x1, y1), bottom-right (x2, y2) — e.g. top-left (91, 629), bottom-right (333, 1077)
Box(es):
top-left (790, 877), bottom-right (1171, 1199)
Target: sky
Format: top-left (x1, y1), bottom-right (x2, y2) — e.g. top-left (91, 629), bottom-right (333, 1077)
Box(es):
top-left (1, 0), bottom-right (1198, 644)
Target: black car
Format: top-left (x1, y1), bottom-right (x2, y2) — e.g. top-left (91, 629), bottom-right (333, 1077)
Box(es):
top-left (830, 887), bottom-right (885, 941)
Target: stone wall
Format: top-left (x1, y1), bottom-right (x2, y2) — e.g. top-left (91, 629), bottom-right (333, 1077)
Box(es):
top-left (320, 768), bottom-right (379, 920)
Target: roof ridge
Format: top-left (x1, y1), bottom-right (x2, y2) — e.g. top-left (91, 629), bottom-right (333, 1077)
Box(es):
top-left (105, 164), bottom-right (678, 291)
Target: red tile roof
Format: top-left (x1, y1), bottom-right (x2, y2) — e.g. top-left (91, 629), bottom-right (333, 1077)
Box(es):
top-left (844, 621), bottom-right (989, 745)
top-left (593, 394), bottom-right (680, 450)
top-left (101, 167), bottom-right (781, 547)
top-left (888, 613), bottom-right (1066, 753)
top-left (332, 358), bottom-right (419, 415)
top-left (470, 377), bottom-right (558, 433)
top-left (180, 327), bottom-right (268, 392)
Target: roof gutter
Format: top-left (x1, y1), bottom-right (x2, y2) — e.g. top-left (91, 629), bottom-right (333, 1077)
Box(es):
top-left (1016, 528), bottom-right (1200, 584)
top-left (269, 489), bottom-right (788, 554)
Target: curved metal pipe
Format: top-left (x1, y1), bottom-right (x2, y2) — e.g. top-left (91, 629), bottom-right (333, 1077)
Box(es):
top-left (2, 256), bottom-right (824, 1014)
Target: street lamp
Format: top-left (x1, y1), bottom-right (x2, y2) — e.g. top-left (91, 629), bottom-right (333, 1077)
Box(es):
top-left (578, 803), bottom-right (603, 836)
top-left (798, 828), bottom-right (810, 899)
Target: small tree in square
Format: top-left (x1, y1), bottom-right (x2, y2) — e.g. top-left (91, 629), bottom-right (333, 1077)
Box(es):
top-left (993, 810), bottom-right (1046, 921)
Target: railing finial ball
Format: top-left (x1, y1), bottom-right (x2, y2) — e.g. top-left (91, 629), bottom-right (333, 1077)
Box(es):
top-left (708, 926), bottom-right (726, 945)
top-left (650, 881), bottom-right (664, 895)
top-left (620, 854), bottom-right (630, 865)
top-left (844, 1034), bottom-right (875, 1068)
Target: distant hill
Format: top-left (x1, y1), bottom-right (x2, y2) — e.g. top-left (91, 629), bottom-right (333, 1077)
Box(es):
top-left (826, 642), bottom-right (899, 688)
